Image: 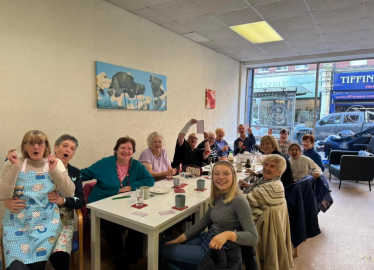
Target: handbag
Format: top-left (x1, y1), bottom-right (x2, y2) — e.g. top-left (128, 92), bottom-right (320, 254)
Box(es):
top-left (186, 166), bottom-right (202, 176)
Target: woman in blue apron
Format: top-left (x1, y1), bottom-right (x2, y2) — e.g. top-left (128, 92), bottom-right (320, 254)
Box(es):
top-left (0, 130), bottom-right (75, 270)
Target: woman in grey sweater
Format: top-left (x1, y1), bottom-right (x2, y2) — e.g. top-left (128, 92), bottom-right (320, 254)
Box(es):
top-left (160, 161), bottom-right (258, 269)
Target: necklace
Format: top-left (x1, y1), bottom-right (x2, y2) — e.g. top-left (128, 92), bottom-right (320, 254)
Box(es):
top-left (116, 159), bottom-right (131, 187)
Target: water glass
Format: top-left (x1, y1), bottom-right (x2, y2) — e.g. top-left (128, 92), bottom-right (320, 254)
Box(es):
top-left (135, 188), bottom-right (144, 206)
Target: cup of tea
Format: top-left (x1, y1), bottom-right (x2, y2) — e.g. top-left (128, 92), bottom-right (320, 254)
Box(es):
top-left (141, 186), bottom-right (150, 200)
top-left (175, 194), bottom-right (186, 208)
top-left (173, 176), bottom-right (181, 187)
top-left (236, 163), bottom-right (243, 172)
top-left (197, 179), bottom-right (205, 190)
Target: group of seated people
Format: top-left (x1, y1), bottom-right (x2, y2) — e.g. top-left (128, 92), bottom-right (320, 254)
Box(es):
top-left (0, 121), bottom-right (325, 270)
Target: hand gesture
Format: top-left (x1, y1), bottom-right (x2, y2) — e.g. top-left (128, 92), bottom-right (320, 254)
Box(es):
top-left (204, 132), bottom-right (208, 141)
top-left (47, 191), bottom-right (64, 205)
top-left (312, 172), bottom-right (320, 178)
top-left (190, 119), bottom-right (198, 124)
top-left (209, 232), bottom-right (229, 250)
top-left (165, 234), bottom-right (187, 245)
top-left (6, 149), bottom-right (19, 165)
top-left (247, 128), bottom-right (252, 135)
top-left (268, 128), bottom-right (273, 136)
top-left (238, 141), bottom-right (243, 148)
top-left (239, 180), bottom-right (250, 188)
top-left (118, 186), bottom-right (132, 193)
top-left (222, 145), bottom-right (229, 152)
top-left (4, 197), bottom-right (26, 213)
top-left (165, 167), bottom-right (175, 176)
top-left (47, 155), bottom-right (58, 171)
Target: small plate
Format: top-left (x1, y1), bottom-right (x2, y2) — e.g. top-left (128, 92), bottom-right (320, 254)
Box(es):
top-left (150, 188), bottom-right (171, 194)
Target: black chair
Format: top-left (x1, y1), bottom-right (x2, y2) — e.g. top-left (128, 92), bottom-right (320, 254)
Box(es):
top-left (329, 150), bottom-right (374, 191)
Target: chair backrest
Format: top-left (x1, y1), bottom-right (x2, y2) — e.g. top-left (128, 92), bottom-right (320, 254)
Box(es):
top-left (368, 136), bottom-right (374, 153)
top-left (256, 202), bottom-right (294, 270)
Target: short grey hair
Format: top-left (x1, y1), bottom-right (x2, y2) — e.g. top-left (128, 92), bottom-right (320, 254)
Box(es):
top-left (147, 132), bottom-right (164, 147)
top-left (54, 134), bottom-right (78, 148)
top-left (261, 154), bottom-right (286, 174)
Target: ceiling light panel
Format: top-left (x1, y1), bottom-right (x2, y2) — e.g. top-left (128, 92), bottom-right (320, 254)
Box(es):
top-left (230, 21), bottom-right (283, 43)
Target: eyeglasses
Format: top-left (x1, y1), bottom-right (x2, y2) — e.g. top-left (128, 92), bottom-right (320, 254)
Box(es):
top-left (208, 137), bottom-right (215, 140)
top-left (212, 172), bottom-right (232, 178)
top-left (25, 141), bottom-right (46, 146)
top-left (188, 137), bottom-right (198, 141)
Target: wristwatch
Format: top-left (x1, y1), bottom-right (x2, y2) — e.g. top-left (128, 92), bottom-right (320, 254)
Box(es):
top-left (204, 140), bottom-right (209, 143)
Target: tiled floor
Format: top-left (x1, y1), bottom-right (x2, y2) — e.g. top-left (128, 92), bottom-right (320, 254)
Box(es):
top-left (70, 170), bottom-right (374, 270)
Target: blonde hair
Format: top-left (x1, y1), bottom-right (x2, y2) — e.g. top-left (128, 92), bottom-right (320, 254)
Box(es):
top-left (210, 161), bottom-right (240, 206)
top-left (21, 130), bottom-right (51, 159)
top-left (215, 127), bottom-right (225, 135)
top-left (260, 135), bottom-right (279, 151)
top-left (261, 154), bottom-right (286, 174)
top-left (147, 132), bottom-right (164, 147)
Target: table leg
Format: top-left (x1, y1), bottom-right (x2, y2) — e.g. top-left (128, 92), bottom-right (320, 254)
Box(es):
top-left (195, 204), bottom-right (204, 222)
top-left (147, 231), bottom-right (159, 270)
top-left (91, 210), bottom-right (101, 270)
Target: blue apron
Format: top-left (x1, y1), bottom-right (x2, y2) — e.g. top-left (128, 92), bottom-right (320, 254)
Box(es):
top-left (2, 159), bottom-right (62, 267)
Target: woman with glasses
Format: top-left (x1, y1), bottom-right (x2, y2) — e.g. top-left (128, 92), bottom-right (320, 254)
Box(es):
top-left (0, 130), bottom-right (75, 270)
top-left (160, 161), bottom-right (258, 269)
top-left (139, 132), bottom-right (176, 181)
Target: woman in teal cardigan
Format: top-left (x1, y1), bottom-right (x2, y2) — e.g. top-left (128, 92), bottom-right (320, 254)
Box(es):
top-left (81, 136), bottom-right (154, 269)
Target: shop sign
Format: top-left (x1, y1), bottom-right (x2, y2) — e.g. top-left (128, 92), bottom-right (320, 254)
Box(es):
top-left (333, 71), bottom-right (374, 90)
top-left (333, 93), bottom-right (374, 99)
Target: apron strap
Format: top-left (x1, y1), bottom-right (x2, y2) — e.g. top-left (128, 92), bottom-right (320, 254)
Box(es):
top-left (21, 158), bottom-right (28, 173)
top-left (43, 159), bottom-right (49, 172)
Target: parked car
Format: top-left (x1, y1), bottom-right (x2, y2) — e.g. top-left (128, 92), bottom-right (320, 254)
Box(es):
top-left (293, 112), bottom-right (374, 143)
top-left (251, 119), bottom-right (281, 140)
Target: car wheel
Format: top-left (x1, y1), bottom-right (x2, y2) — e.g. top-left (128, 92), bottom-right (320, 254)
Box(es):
top-left (297, 133), bottom-right (304, 144)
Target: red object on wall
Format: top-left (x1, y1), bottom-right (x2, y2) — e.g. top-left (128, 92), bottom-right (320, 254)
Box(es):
top-left (205, 89), bottom-right (216, 109)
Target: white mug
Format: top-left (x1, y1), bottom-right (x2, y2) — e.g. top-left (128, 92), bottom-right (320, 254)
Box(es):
top-left (141, 186), bottom-right (150, 200)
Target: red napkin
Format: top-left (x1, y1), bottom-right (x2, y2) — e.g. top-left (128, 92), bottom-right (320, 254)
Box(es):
top-left (172, 206), bottom-right (189, 211)
top-left (131, 204), bottom-right (148, 209)
top-left (172, 183), bottom-right (188, 188)
top-left (174, 189), bottom-right (185, 193)
top-left (194, 188), bottom-right (207, 191)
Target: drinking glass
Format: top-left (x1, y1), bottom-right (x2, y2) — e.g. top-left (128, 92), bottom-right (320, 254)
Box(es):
top-left (135, 188), bottom-right (144, 206)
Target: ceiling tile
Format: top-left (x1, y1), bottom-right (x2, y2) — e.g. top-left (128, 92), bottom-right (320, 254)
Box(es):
top-left (365, 2), bottom-right (374, 18)
top-left (135, 0), bottom-right (175, 7)
top-left (150, 0), bottom-right (206, 21)
top-left (231, 45), bottom-right (266, 53)
top-left (183, 32), bottom-right (209, 42)
top-left (160, 21), bottom-right (192, 34)
top-left (326, 39), bottom-right (363, 49)
top-left (364, 28), bottom-right (374, 38)
top-left (323, 30), bottom-right (363, 42)
top-left (212, 7), bottom-right (262, 26)
top-left (363, 38), bottom-right (374, 47)
top-left (107, 0), bottom-right (145, 11)
top-left (328, 46), bottom-right (363, 53)
top-left (253, 0), bottom-right (309, 20)
top-left (277, 26), bottom-right (320, 40)
top-left (268, 14), bottom-right (315, 32)
top-left (188, 0), bottom-right (250, 14)
top-left (176, 15), bottom-right (226, 32)
top-left (305, 0), bottom-right (363, 12)
top-left (248, 54), bottom-right (274, 60)
top-left (317, 19), bottom-right (363, 35)
top-left (133, 8), bottom-right (173, 24)
top-left (256, 40), bottom-right (292, 51)
top-left (214, 37), bottom-right (254, 48)
top-left (312, 4), bottom-right (363, 24)
top-left (197, 29), bottom-right (240, 40)
top-left (214, 47), bottom-right (236, 54)
top-left (293, 43), bottom-right (327, 52)
top-left (198, 40), bottom-right (224, 49)
top-left (364, 16), bottom-right (374, 29)
top-left (246, 0), bottom-right (282, 6)
top-left (286, 35), bottom-right (324, 46)
top-left (267, 49), bottom-right (298, 58)
top-left (298, 49), bottom-right (329, 56)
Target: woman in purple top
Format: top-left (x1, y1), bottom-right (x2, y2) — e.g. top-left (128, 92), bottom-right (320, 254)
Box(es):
top-left (139, 132), bottom-right (176, 181)
top-left (214, 127), bottom-right (232, 157)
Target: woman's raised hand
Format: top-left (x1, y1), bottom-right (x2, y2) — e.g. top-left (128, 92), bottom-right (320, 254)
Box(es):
top-left (47, 154), bottom-right (58, 171)
top-left (6, 149), bottom-right (19, 165)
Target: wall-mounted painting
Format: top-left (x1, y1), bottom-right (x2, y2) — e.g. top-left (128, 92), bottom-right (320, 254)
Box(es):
top-left (205, 89), bottom-right (216, 109)
top-left (96, 61), bottom-right (167, 110)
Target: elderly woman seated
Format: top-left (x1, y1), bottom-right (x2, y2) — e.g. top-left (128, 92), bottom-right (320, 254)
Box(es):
top-left (139, 132), bottom-right (176, 180)
top-left (244, 154), bottom-right (287, 223)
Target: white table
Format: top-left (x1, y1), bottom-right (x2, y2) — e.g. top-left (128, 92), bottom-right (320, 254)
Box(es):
top-left (87, 191), bottom-right (207, 270)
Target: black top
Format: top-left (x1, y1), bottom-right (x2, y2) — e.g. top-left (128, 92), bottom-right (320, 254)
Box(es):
top-left (64, 164), bottom-right (85, 209)
top-left (171, 139), bottom-right (205, 168)
top-left (197, 141), bottom-right (219, 164)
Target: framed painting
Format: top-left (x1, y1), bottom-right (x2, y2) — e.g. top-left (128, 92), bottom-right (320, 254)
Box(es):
top-left (96, 61), bottom-right (167, 110)
top-left (205, 89), bottom-right (216, 109)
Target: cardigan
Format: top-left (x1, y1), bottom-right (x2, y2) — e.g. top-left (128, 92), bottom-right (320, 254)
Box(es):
top-left (80, 156), bottom-right (154, 203)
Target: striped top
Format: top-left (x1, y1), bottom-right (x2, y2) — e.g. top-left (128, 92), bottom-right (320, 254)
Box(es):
top-left (246, 177), bottom-right (285, 223)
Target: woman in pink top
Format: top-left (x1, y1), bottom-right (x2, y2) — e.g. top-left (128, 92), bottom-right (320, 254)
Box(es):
top-left (139, 132), bottom-right (176, 181)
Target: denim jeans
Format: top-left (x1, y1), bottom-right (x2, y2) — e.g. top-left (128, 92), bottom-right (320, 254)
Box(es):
top-left (160, 230), bottom-right (214, 270)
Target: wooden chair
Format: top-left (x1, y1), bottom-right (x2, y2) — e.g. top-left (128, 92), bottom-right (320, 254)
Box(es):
top-left (71, 208), bottom-right (84, 270)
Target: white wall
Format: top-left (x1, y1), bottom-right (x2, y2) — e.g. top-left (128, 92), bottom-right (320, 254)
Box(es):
top-left (0, 0), bottom-right (241, 172)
